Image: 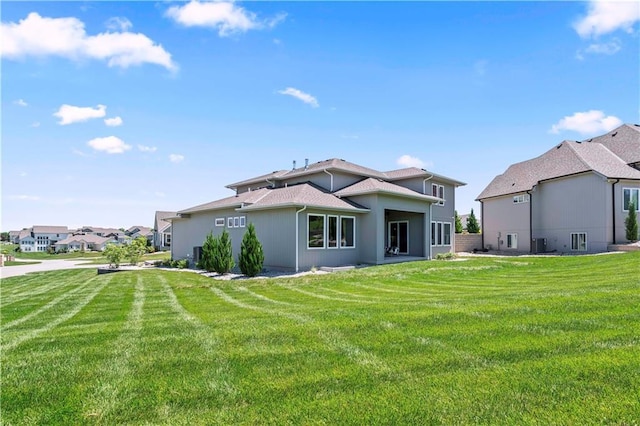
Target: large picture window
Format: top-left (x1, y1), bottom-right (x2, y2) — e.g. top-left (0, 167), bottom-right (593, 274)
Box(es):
top-left (308, 215), bottom-right (325, 248)
top-left (341, 216), bottom-right (355, 248)
top-left (623, 188), bottom-right (639, 211)
top-left (431, 222), bottom-right (452, 246)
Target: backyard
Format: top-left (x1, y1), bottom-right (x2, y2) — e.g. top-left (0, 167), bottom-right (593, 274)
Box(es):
top-left (1, 252), bottom-right (639, 424)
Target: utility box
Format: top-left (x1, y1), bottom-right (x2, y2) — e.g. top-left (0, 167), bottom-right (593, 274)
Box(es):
top-left (531, 238), bottom-right (547, 254)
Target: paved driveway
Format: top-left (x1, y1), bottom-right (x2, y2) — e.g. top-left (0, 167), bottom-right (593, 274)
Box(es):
top-left (0, 259), bottom-right (108, 279)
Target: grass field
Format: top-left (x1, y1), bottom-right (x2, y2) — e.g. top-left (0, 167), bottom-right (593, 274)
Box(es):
top-left (2, 253), bottom-right (639, 424)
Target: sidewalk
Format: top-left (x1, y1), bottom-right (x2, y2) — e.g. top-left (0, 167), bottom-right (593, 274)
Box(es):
top-left (0, 259), bottom-right (109, 279)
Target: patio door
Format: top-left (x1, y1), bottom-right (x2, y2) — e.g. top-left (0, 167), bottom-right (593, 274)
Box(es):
top-left (388, 221), bottom-right (409, 254)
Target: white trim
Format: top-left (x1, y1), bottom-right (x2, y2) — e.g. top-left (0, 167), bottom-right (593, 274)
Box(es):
top-left (570, 232), bottom-right (587, 251)
top-left (327, 215), bottom-right (339, 249)
top-left (239, 216), bottom-right (246, 227)
top-left (622, 187), bottom-right (640, 212)
top-left (307, 213), bottom-right (326, 249)
top-left (513, 194), bottom-right (530, 204)
top-left (340, 216), bottom-right (356, 249)
top-left (227, 217), bottom-right (234, 228)
top-left (295, 206), bottom-right (307, 272)
top-left (506, 233), bottom-right (518, 249)
top-left (388, 220), bottom-right (409, 254)
top-left (215, 218), bottom-right (225, 227)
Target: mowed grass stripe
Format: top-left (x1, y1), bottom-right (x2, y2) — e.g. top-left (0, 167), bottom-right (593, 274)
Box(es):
top-left (2, 274), bottom-right (113, 352)
top-left (81, 273), bottom-right (144, 422)
top-left (1, 269), bottom-right (81, 306)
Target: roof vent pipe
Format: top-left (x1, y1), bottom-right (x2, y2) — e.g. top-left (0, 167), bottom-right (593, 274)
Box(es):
top-left (305, 158), bottom-right (309, 170)
top-left (293, 160), bottom-right (296, 170)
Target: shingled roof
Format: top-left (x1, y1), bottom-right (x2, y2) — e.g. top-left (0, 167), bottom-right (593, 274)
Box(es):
top-left (584, 123), bottom-right (640, 164)
top-left (477, 124), bottom-right (640, 201)
top-left (334, 178), bottom-right (441, 202)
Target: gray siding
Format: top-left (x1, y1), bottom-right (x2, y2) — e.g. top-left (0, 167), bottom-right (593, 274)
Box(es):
top-left (482, 194), bottom-right (531, 252)
top-left (616, 180), bottom-right (640, 243)
top-left (247, 209), bottom-right (297, 270)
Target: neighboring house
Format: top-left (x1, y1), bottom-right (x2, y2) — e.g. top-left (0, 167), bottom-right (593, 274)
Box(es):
top-left (55, 234), bottom-right (116, 252)
top-left (18, 226), bottom-right (69, 252)
top-left (172, 158), bottom-right (465, 271)
top-left (126, 226), bottom-right (154, 244)
top-left (8, 230), bottom-right (22, 244)
top-left (76, 226), bottom-right (124, 238)
top-left (477, 124), bottom-right (640, 253)
top-left (154, 211), bottom-right (175, 251)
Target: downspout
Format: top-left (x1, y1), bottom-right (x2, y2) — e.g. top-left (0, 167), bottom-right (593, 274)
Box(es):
top-left (612, 179), bottom-right (620, 244)
top-left (480, 201), bottom-right (484, 249)
top-left (324, 169), bottom-right (334, 192)
top-left (422, 175), bottom-right (434, 195)
top-left (526, 189), bottom-right (533, 253)
top-left (295, 205), bottom-right (307, 272)
top-left (265, 177), bottom-right (275, 188)
top-left (428, 204), bottom-right (433, 260)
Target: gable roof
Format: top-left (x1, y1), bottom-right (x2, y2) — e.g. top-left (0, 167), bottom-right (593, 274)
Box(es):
top-left (584, 123), bottom-right (640, 165)
top-left (334, 178), bottom-right (442, 203)
top-left (384, 167), bottom-right (467, 186)
top-left (154, 211), bottom-right (176, 232)
top-left (55, 234), bottom-right (114, 246)
top-left (477, 125), bottom-right (640, 201)
top-left (32, 226), bottom-right (68, 234)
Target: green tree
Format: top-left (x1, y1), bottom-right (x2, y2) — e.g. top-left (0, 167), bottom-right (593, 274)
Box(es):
top-left (198, 232), bottom-right (217, 272)
top-left (127, 236), bottom-right (148, 265)
top-left (211, 230), bottom-right (235, 274)
top-left (454, 210), bottom-right (464, 234)
top-left (103, 244), bottom-right (124, 269)
top-left (1, 232), bottom-right (9, 242)
top-left (238, 223), bottom-right (264, 277)
top-left (625, 201), bottom-right (638, 242)
top-left (466, 208), bottom-right (481, 234)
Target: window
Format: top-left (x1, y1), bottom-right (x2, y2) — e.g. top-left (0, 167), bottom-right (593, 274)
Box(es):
top-left (443, 223), bottom-right (451, 246)
top-left (239, 216), bottom-right (246, 228)
top-left (233, 217), bottom-right (240, 228)
top-left (341, 216), bottom-right (355, 248)
top-left (623, 188), bottom-right (639, 211)
top-left (431, 184), bottom-right (445, 206)
top-left (513, 194), bottom-right (530, 204)
top-left (327, 215), bottom-right (338, 248)
top-left (431, 222), bottom-right (437, 246)
top-left (571, 233), bottom-right (587, 251)
top-left (215, 218), bottom-right (225, 227)
top-left (308, 215), bottom-right (325, 248)
top-left (506, 233), bottom-right (518, 249)
top-left (227, 217), bottom-right (234, 228)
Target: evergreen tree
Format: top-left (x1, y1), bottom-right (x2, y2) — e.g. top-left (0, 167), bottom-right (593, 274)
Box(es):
top-left (238, 223), bottom-right (264, 277)
top-left (198, 232), bottom-right (217, 272)
top-left (625, 201), bottom-right (638, 242)
top-left (454, 210), bottom-right (464, 234)
top-left (466, 208), bottom-right (481, 234)
top-left (211, 229), bottom-right (235, 274)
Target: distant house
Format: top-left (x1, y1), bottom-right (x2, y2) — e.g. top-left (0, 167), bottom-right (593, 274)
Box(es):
top-left (477, 124), bottom-right (640, 253)
top-left (55, 234), bottom-right (116, 252)
top-left (153, 211), bottom-right (174, 251)
top-left (75, 226), bottom-right (124, 238)
top-left (126, 226), bottom-right (153, 244)
top-left (172, 158), bottom-right (465, 271)
top-left (8, 230), bottom-right (22, 244)
top-left (19, 226), bottom-right (69, 252)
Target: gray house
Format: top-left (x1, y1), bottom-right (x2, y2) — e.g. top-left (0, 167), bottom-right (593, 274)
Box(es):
top-left (153, 211), bottom-right (174, 251)
top-left (171, 158), bottom-right (465, 271)
top-left (477, 124), bottom-right (640, 253)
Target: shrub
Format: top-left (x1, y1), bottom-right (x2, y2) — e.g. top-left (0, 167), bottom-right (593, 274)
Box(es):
top-left (212, 230), bottom-right (235, 274)
top-left (127, 237), bottom-right (148, 265)
top-left (435, 252), bottom-right (457, 260)
top-left (625, 201), bottom-right (638, 242)
top-left (198, 232), bottom-right (217, 272)
top-left (454, 210), bottom-right (463, 234)
top-left (466, 209), bottom-right (481, 234)
top-left (238, 223), bottom-right (264, 277)
top-left (176, 259), bottom-right (189, 269)
top-left (103, 244), bottom-right (125, 268)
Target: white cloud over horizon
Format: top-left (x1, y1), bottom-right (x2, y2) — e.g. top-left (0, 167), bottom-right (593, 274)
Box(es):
top-left (54, 104), bottom-right (106, 125)
top-left (396, 155), bottom-right (425, 169)
top-left (87, 136), bottom-right (132, 154)
top-left (573, 1), bottom-right (640, 38)
top-left (104, 116), bottom-right (123, 127)
top-left (549, 110), bottom-right (622, 135)
top-left (14, 99), bottom-right (28, 107)
top-left (1, 12), bottom-right (177, 72)
top-left (169, 154), bottom-right (185, 163)
top-left (165, 1), bottom-right (286, 37)
top-left (138, 145), bottom-right (157, 153)
top-left (278, 87), bottom-right (319, 108)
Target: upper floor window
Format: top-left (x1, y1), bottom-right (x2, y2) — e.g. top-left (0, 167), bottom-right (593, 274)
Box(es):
top-left (431, 183), bottom-right (445, 206)
top-left (623, 188), bottom-right (639, 211)
top-left (513, 194), bottom-right (530, 204)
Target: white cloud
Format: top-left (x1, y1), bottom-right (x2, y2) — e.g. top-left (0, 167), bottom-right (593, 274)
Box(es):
top-left (138, 144), bottom-right (157, 153)
top-left (87, 136), bottom-right (132, 154)
top-left (278, 87), bottom-right (319, 108)
top-left (1, 12), bottom-right (177, 72)
top-left (54, 104), bottom-right (106, 125)
top-left (72, 148), bottom-right (91, 157)
top-left (106, 17), bottom-right (132, 32)
top-left (14, 98), bottom-right (28, 106)
top-left (104, 116), bottom-right (123, 127)
top-left (9, 194), bottom-right (40, 201)
top-left (31, 121), bottom-right (40, 128)
top-left (396, 155), bottom-right (425, 168)
top-left (169, 154), bottom-right (185, 163)
top-left (576, 38), bottom-right (622, 59)
top-left (166, 1), bottom-right (286, 37)
top-left (550, 110), bottom-right (623, 135)
top-left (573, 1), bottom-right (640, 38)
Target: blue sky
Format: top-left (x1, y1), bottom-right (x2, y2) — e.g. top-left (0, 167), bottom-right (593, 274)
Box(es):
top-left (2, 1), bottom-right (639, 231)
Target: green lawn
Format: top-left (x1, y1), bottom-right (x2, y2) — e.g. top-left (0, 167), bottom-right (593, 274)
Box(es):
top-left (2, 260), bottom-right (41, 267)
top-left (2, 253), bottom-right (639, 424)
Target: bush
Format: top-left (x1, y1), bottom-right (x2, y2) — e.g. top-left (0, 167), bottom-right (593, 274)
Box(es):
top-left (198, 232), bottom-right (217, 272)
top-left (625, 201), bottom-right (638, 242)
top-left (127, 237), bottom-right (148, 265)
top-left (211, 230), bottom-right (234, 274)
top-left (466, 209), bottom-right (481, 234)
top-left (103, 244), bottom-right (125, 268)
top-left (435, 252), bottom-right (457, 260)
top-left (238, 223), bottom-right (264, 277)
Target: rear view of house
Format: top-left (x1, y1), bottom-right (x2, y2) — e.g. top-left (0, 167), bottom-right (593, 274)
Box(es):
top-left (171, 158), bottom-right (465, 271)
top-left (477, 124), bottom-right (640, 253)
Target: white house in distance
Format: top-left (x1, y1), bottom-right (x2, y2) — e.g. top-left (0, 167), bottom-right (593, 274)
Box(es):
top-left (477, 124), bottom-right (640, 253)
top-left (154, 211), bottom-right (174, 251)
top-left (18, 226), bottom-right (69, 252)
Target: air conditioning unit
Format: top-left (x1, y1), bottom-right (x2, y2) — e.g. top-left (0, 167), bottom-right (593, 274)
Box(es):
top-left (531, 238), bottom-right (547, 254)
